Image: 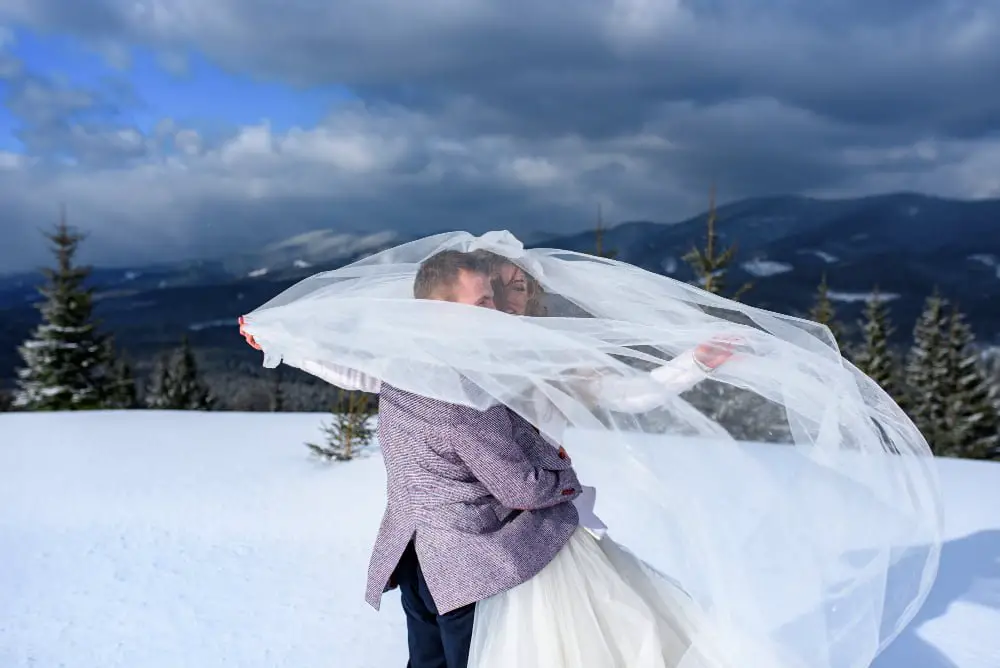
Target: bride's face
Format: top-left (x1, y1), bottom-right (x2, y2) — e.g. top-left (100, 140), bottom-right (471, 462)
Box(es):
top-left (498, 264), bottom-right (529, 315)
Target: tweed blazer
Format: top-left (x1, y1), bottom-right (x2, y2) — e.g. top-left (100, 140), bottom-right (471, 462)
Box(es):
top-left (365, 383), bottom-right (582, 614)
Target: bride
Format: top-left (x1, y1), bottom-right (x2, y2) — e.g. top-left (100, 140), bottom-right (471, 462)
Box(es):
top-left (462, 252), bottom-right (763, 667)
top-left (239, 230), bottom-right (941, 668)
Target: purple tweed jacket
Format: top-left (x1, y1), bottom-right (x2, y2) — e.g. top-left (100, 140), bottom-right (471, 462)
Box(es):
top-left (365, 383), bottom-right (582, 614)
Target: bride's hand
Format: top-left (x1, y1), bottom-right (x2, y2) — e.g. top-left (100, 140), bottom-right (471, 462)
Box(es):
top-left (238, 315), bottom-right (262, 351)
top-left (692, 336), bottom-right (740, 371)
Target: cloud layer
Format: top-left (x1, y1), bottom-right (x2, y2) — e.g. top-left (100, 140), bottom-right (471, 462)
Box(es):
top-left (1, 0), bottom-right (1000, 271)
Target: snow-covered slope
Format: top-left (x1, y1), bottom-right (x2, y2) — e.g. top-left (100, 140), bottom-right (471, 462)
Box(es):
top-left (0, 411), bottom-right (997, 668)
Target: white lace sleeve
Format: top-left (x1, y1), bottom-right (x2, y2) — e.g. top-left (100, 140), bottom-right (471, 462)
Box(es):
top-left (595, 350), bottom-right (707, 413)
top-left (648, 350), bottom-right (705, 393)
top-left (281, 355), bottom-right (383, 393)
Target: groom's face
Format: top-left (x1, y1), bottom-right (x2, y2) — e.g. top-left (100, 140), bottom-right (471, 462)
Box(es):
top-left (449, 269), bottom-right (496, 309)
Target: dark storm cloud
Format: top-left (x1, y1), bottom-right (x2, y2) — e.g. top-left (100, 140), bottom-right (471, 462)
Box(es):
top-left (0, 0), bottom-right (998, 272)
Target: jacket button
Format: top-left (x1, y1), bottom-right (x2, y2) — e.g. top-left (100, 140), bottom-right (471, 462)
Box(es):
top-left (561, 488), bottom-right (575, 496)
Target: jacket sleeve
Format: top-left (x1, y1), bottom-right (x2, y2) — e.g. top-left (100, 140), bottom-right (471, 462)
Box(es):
top-left (452, 405), bottom-right (581, 510)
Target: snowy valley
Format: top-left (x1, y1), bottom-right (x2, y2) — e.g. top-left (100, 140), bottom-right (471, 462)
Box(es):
top-left (1, 411), bottom-right (998, 668)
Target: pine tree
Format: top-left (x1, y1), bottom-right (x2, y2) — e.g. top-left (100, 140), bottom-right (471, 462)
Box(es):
top-left (172, 336), bottom-right (213, 409)
top-left (683, 185), bottom-right (752, 300)
top-left (853, 287), bottom-right (901, 399)
top-left (940, 307), bottom-right (1000, 459)
top-left (0, 388), bottom-right (12, 412)
top-left (14, 211), bottom-right (110, 410)
top-left (809, 273), bottom-right (844, 347)
top-left (145, 356), bottom-right (173, 409)
top-left (594, 203), bottom-right (618, 259)
top-left (306, 390), bottom-right (377, 461)
top-left (145, 337), bottom-right (213, 410)
top-left (100, 338), bottom-right (138, 409)
top-left (269, 368), bottom-right (285, 412)
top-left (904, 290), bottom-right (951, 452)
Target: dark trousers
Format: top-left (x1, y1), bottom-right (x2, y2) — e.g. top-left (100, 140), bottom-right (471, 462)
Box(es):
top-left (393, 541), bottom-right (477, 668)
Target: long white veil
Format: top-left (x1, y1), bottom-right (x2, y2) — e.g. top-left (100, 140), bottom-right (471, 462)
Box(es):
top-left (242, 230), bottom-right (942, 668)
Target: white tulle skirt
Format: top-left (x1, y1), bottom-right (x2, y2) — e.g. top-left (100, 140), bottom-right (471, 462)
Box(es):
top-left (467, 528), bottom-right (775, 668)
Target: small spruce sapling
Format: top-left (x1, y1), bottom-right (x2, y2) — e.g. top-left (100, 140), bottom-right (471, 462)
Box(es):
top-left (306, 390), bottom-right (377, 461)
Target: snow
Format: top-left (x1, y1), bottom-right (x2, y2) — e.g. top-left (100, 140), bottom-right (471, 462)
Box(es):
top-left (829, 290), bottom-right (900, 304)
top-left (696, 270), bottom-right (724, 286)
top-left (1, 411), bottom-right (998, 668)
top-left (248, 268), bottom-right (269, 278)
top-left (969, 254), bottom-right (1000, 279)
top-left (293, 259), bottom-right (312, 269)
top-left (189, 318), bottom-right (237, 331)
top-left (741, 258), bottom-right (793, 277)
top-left (801, 249), bottom-right (839, 263)
top-left (264, 230), bottom-right (398, 260)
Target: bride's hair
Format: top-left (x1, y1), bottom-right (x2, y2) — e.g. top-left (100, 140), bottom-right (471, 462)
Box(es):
top-left (471, 250), bottom-right (547, 316)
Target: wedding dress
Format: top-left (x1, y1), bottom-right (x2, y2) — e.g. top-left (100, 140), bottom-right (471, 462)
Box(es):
top-left (468, 526), bottom-right (787, 668)
top-left (287, 352), bottom-right (733, 667)
top-left (468, 361), bottom-right (785, 667)
top-left (241, 230), bottom-right (942, 668)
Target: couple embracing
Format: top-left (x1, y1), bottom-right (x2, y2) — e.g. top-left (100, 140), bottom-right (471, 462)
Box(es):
top-left (242, 247), bottom-right (734, 668)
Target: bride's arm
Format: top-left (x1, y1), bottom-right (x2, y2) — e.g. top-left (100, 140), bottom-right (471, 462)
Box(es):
top-left (240, 315), bottom-right (381, 393)
top-left (582, 350), bottom-right (710, 413)
top-left (280, 354), bottom-right (383, 393)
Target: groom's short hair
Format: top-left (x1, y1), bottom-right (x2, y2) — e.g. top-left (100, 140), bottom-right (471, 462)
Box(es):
top-left (413, 250), bottom-right (489, 300)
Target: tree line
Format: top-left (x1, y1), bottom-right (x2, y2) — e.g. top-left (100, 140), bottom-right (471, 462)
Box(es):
top-left (1, 218), bottom-right (213, 413)
top-left (666, 190), bottom-right (1000, 461)
top-left (4, 208), bottom-right (998, 461)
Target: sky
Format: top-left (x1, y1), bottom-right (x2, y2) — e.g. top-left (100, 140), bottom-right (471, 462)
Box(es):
top-left (0, 0), bottom-right (999, 272)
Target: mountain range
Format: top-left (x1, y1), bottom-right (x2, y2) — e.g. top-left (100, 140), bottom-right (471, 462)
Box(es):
top-left (1, 191), bottom-right (998, 390)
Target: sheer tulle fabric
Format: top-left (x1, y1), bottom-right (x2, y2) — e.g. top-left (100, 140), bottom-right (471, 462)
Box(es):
top-left (468, 528), bottom-right (786, 668)
top-left (242, 230), bottom-right (942, 668)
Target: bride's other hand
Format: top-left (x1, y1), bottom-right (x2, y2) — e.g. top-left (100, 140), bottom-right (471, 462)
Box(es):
top-left (238, 315), bottom-right (262, 351)
top-left (692, 336), bottom-right (739, 371)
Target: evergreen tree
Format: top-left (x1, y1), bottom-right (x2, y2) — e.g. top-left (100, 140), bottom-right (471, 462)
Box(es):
top-left (853, 287), bottom-right (901, 399)
top-left (172, 336), bottom-right (213, 409)
top-left (594, 203), bottom-right (618, 259)
top-left (269, 368), bottom-right (285, 412)
top-left (0, 388), bottom-right (12, 412)
top-left (100, 338), bottom-right (138, 409)
top-left (904, 290), bottom-right (951, 452)
top-left (145, 355), bottom-right (173, 409)
top-left (145, 337), bottom-right (213, 410)
top-left (683, 185), bottom-right (752, 300)
top-left (306, 390), bottom-right (377, 461)
top-left (941, 307), bottom-right (1000, 459)
top-left (14, 213), bottom-right (110, 410)
top-left (809, 273), bottom-right (844, 347)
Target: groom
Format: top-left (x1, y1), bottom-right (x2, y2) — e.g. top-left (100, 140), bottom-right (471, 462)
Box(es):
top-left (367, 249), bottom-right (582, 668)
top-left (239, 250), bottom-right (582, 667)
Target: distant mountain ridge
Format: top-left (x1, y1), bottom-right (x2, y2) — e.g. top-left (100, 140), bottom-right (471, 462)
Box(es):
top-left (1, 192), bottom-right (998, 389)
top-left (530, 192), bottom-right (1000, 341)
